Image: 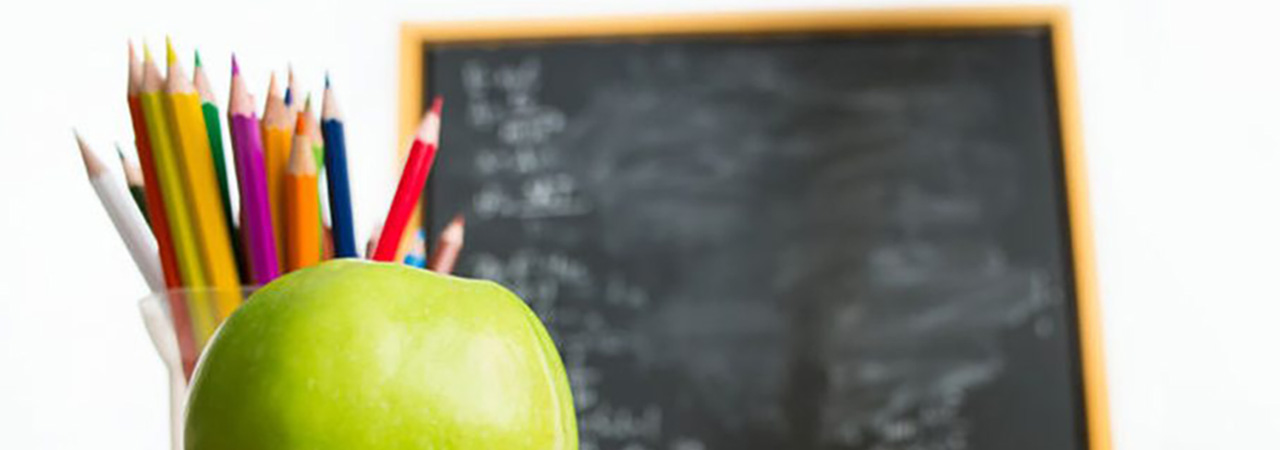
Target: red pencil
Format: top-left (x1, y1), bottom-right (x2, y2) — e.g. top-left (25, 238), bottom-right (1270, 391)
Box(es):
top-left (372, 97), bottom-right (442, 262)
top-left (127, 41), bottom-right (198, 378)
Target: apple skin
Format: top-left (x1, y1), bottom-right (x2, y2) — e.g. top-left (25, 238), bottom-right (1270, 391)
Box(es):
top-left (185, 259), bottom-right (578, 450)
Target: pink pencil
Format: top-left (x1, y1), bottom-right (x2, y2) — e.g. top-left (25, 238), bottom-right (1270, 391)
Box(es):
top-left (227, 56), bottom-right (280, 284)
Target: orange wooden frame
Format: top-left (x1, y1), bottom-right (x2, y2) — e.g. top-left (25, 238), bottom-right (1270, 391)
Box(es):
top-left (399, 7), bottom-right (1108, 449)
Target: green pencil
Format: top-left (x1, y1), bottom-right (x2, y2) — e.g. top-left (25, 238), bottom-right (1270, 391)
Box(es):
top-left (116, 143), bottom-right (150, 224)
top-left (193, 50), bottom-right (247, 280)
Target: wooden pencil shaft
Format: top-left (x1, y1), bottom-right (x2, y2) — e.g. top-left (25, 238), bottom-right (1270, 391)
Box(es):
top-left (201, 103), bottom-right (252, 287)
top-left (285, 173), bottom-right (320, 271)
top-left (229, 114), bottom-right (282, 284)
top-left (127, 97), bottom-right (181, 289)
top-left (129, 95), bottom-right (196, 377)
top-left (199, 106), bottom-right (240, 248)
top-left (163, 82), bottom-right (243, 320)
top-left (85, 161), bottom-right (166, 292)
top-left (372, 142), bottom-right (431, 261)
top-left (262, 127), bottom-right (292, 262)
top-left (127, 184), bottom-right (150, 224)
top-left (140, 89), bottom-right (216, 346)
top-left (321, 119), bottom-right (357, 258)
top-left (428, 220), bottom-right (464, 274)
top-left (133, 102), bottom-right (199, 377)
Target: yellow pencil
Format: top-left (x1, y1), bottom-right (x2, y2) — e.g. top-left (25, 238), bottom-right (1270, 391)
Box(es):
top-left (139, 44), bottom-right (216, 344)
top-left (163, 39), bottom-right (242, 320)
top-left (285, 115), bottom-right (320, 272)
top-left (262, 73), bottom-right (293, 263)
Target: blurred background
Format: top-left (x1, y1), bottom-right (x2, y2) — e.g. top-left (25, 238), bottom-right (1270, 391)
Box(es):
top-left (1, 0), bottom-right (1278, 449)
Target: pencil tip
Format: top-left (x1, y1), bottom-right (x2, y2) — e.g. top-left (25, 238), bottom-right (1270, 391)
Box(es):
top-left (142, 42), bottom-right (153, 62)
top-left (72, 130), bottom-right (100, 175)
top-left (231, 54), bottom-right (239, 75)
top-left (165, 36), bottom-right (176, 65)
top-left (325, 72), bottom-right (331, 88)
top-left (194, 49), bottom-right (202, 68)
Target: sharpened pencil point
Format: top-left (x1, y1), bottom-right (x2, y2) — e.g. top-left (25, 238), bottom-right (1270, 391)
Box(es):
top-left (430, 96), bottom-right (444, 115)
top-left (231, 54), bottom-right (239, 75)
top-left (73, 130), bottom-right (104, 176)
top-left (165, 37), bottom-right (176, 65)
top-left (268, 72), bottom-right (279, 96)
top-left (194, 49), bottom-right (202, 68)
top-left (142, 42), bottom-right (153, 62)
top-left (325, 72), bottom-right (331, 88)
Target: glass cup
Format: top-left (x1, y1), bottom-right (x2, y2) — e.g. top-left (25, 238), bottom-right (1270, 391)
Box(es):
top-left (138, 287), bottom-right (256, 450)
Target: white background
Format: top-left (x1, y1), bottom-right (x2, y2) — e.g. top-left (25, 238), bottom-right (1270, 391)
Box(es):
top-left (1, 0), bottom-right (1278, 449)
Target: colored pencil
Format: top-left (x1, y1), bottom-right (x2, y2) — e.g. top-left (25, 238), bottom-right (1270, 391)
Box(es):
top-left (75, 132), bottom-right (166, 292)
top-left (320, 76), bottom-right (358, 258)
top-left (404, 230), bottom-right (427, 268)
top-left (116, 144), bottom-right (150, 223)
top-left (262, 73), bottom-right (293, 262)
top-left (228, 55), bottom-right (281, 285)
top-left (192, 51), bottom-right (245, 282)
top-left (285, 115), bottom-right (320, 271)
top-left (140, 44), bottom-right (216, 347)
top-left (285, 65), bottom-right (300, 117)
top-left (301, 96), bottom-right (328, 258)
top-left (163, 39), bottom-right (243, 320)
top-left (428, 214), bottom-right (466, 274)
top-left (303, 95), bottom-right (324, 170)
top-left (128, 43), bottom-right (185, 296)
top-left (372, 97), bottom-right (443, 261)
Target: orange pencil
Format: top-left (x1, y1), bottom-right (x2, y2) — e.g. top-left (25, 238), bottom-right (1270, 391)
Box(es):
top-left (284, 115), bottom-right (320, 271)
top-left (261, 73), bottom-right (293, 262)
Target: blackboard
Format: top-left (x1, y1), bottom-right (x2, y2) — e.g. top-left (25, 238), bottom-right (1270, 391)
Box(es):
top-left (407, 9), bottom-right (1105, 450)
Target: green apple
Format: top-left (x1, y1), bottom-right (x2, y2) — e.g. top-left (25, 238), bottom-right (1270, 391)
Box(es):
top-left (185, 259), bottom-right (577, 450)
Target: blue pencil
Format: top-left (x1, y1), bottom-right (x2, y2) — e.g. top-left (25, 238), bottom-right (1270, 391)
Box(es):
top-left (320, 75), bottom-right (358, 258)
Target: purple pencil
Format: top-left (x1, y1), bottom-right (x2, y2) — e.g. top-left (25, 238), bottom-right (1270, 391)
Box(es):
top-left (227, 56), bottom-right (281, 284)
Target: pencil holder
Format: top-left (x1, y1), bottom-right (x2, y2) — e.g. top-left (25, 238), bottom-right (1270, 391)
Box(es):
top-left (138, 287), bottom-right (256, 450)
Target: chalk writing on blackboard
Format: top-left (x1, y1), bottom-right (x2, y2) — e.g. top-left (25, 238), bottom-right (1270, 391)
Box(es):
top-left (429, 31), bottom-right (1085, 450)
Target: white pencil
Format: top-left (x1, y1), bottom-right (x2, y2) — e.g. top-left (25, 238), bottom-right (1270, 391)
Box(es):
top-left (76, 131), bottom-right (165, 292)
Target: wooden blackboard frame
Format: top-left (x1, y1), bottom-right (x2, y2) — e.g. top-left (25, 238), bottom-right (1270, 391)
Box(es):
top-left (399, 7), bottom-right (1109, 449)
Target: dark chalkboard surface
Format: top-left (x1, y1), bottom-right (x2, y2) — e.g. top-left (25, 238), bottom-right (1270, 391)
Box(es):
top-left (420, 24), bottom-right (1090, 450)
